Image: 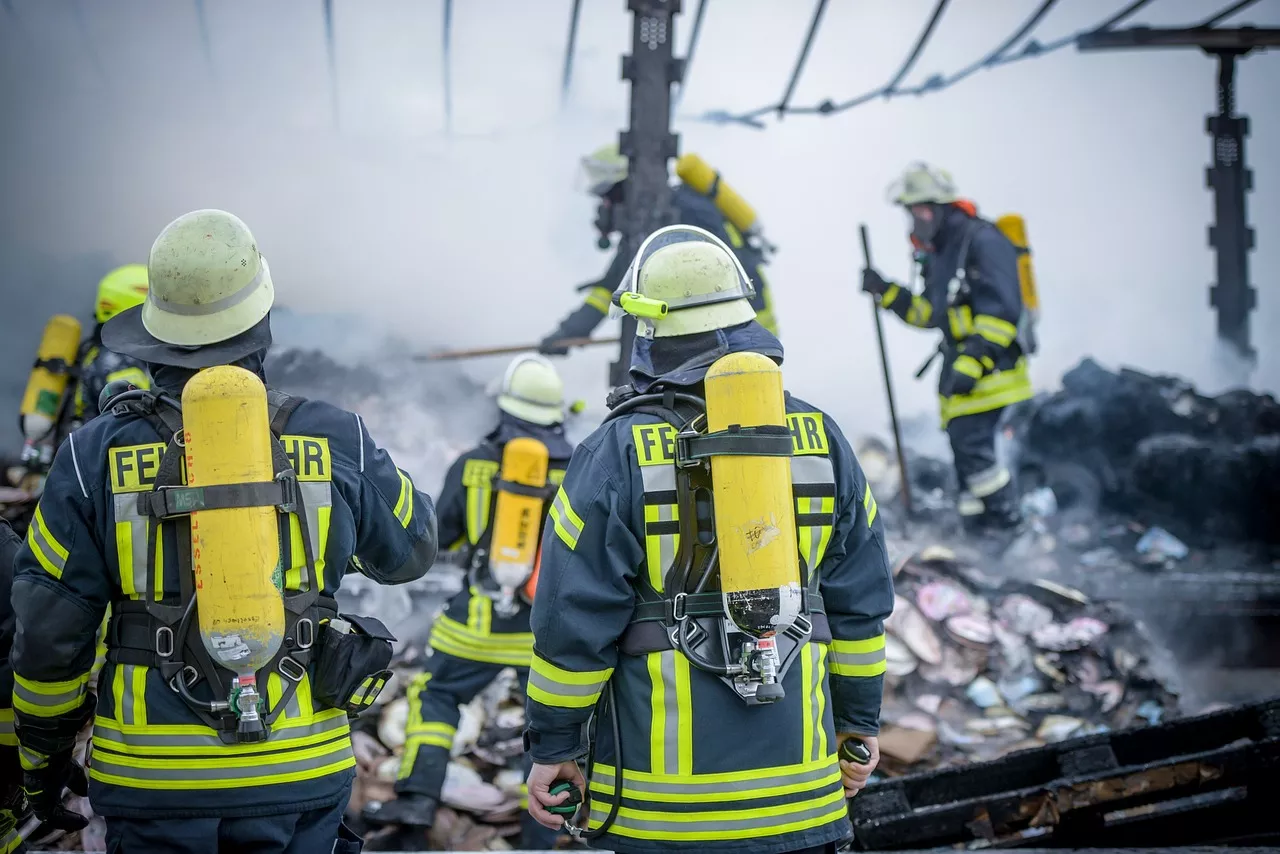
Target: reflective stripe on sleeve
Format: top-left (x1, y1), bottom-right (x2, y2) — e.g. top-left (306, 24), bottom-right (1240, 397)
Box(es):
top-left (906, 296), bottom-right (932, 327)
top-left (527, 654), bottom-right (612, 710)
top-left (28, 506), bottom-right (69, 579)
top-left (429, 615), bottom-right (533, 667)
top-left (393, 469), bottom-right (415, 528)
top-left (548, 487), bottom-right (584, 551)
top-left (13, 672), bottom-right (89, 717)
top-left (862, 483), bottom-right (878, 528)
top-left (973, 314), bottom-right (1017, 347)
top-left (585, 286), bottom-right (613, 313)
top-left (829, 635), bottom-right (887, 678)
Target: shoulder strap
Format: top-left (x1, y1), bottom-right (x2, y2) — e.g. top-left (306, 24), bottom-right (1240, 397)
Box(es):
top-left (267, 390), bottom-right (306, 436)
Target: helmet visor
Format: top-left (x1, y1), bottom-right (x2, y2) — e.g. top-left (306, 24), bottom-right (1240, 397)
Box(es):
top-left (614, 224), bottom-right (755, 314)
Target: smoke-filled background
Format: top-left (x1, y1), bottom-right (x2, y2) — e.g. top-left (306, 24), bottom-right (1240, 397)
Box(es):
top-left (1, 0), bottom-right (1278, 487)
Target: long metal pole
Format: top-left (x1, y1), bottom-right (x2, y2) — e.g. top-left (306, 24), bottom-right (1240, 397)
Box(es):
top-left (859, 224), bottom-right (913, 522)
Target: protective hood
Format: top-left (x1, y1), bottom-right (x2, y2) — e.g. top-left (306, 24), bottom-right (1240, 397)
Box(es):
top-left (628, 319), bottom-right (783, 394)
top-left (149, 349), bottom-right (269, 399)
top-left (486, 411), bottom-right (574, 460)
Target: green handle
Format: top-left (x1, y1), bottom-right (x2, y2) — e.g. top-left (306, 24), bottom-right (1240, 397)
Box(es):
top-left (547, 781), bottom-right (582, 816)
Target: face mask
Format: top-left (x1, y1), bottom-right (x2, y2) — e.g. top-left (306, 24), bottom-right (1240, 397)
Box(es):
top-left (910, 206), bottom-right (940, 247)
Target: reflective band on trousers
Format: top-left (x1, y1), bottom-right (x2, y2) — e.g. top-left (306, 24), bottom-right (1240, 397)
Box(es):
top-left (586, 756), bottom-right (846, 841)
top-left (967, 464), bottom-right (1011, 499)
top-left (939, 358), bottom-right (1033, 426)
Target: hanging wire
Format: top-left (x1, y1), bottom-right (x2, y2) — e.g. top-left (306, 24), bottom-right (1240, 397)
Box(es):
top-left (442, 0), bottom-right (453, 131)
top-left (895, 0), bottom-right (1058, 96)
top-left (671, 0), bottom-right (709, 113)
top-left (322, 0), bottom-right (340, 129)
top-left (560, 0), bottom-right (583, 105)
top-left (1197, 0), bottom-right (1260, 28)
top-left (699, 0), bottom-right (1159, 128)
top-left (193, 0), bottom-right (217, 83)
top-left (776, 0), bottom-right (830, 117)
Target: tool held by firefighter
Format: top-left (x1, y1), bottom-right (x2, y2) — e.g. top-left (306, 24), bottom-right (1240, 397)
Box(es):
top-left (859, 224), bottom-right (913, 524)
top-left (414, 337), bottom-right (618, 363)
top-left (704, 350), bottom-right (802, 702)
top-left (840, 738), bottom-right (873, 764)
top-left (18, 315), bottom-right (82, 468)
top-left (183, 364), bottom-right (286, 742)
top-left (485, 437), bottom-right (551, 617)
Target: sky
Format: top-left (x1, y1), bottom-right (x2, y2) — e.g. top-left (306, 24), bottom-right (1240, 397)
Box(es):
top-left (0, 0), bottom-right (1277, 463)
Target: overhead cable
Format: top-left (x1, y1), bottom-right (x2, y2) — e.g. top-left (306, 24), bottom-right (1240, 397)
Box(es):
top-left (1198, 0), bottom-right (1260, 28)
top-left (672, 0), bottom-right (709, 112)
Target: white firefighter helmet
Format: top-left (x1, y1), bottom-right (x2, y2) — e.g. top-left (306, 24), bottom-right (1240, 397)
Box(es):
top-left (614, 225), bottom-right (756, 339)
top-left (492, 353), bottom-right (566, 426)
top-left (141, 209), bottom-right (275, 347)
top-left (887, 162), bottom-right (960, 206)
top-left (580, 142), bottom-right (629, 196)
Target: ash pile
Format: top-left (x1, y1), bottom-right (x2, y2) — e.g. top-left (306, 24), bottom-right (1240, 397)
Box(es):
top-left (873, 544), bottom-right (1179, 775)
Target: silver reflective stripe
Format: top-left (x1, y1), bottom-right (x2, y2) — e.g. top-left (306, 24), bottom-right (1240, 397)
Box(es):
top-left (809, 644), bottom-right (824, 763)
top-left (639, 466), bottom-right (678, 592)
top-left (798, 496), bottom-right (821, 570)
top-left (591, 762), bottom-right (834, 797)
top-left (638, 465), bottom-right (676, 494)
top-left (968, 465), bottom-right (1011, 498)
top-left (90, 738), bottom-right (353, 783)
top-left (298, 482), bottom-right (332, 591)
top-left (589, 790), bottom-right (843, 834)
top-left (114, 494), bottom-right (150, 599)
top-left (150, 260), bottom-right (267, 317)
top-left (13, 679), bottom-right (84, 712)
top-left (27, 519), bottom-right (67, 575)
top-left (550, 490), bottom-right (583, 543)
top-left (94, 711), bottom-right (349, 749)
top-left (829, 648), bottom-right (885, 669)
top-left (659, 650), bottom-right (680, 776)
top-left (19, 746), bottom-right (43, 769)
top-left (0, 717), bottom-right (12, 738)
top-left (119, 665), bottom-right (139, 726)
top-left (790, 456), bottom-right (835, 487)
top-left (527, 669), bottom-right (603, 700)
top-left (957, 491), bottom-right (985, 517)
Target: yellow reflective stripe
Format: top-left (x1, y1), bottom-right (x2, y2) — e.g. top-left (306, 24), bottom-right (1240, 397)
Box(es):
top-left (548, 487), bottom-right (583, 550)
top-left (105, 366), bottom-right (150, 388)
top-left (801, 640), bottom-right (815, 764)
top-left (939, 358), bottom-right (1033, 425)
top-left (587, 781), bottom-right (846, 840)
top-left (906, 296), bottom-right (932, 327)
top-left (830, 634), bottom-right (887, 677)
top-left (429, 632), bottom-right (532, 667)
top-left (89, 743), bottom-right (356, 790)
top-left (814, 645), bottom-right (828, 760)
top-left (116, 521), bottom-right (135, 596)
top-left (153, 523), bottom-right (164, 600)
top-left (466, 589), bottom-right (492, 636)
top-left (393, 469), bottom-right (414, 528)
top-left (948, 305), bottom-right (974, 338)
top-left (584, 286), bottom-right (612, 313)
top-left (648, 653), bottom-right (665, 774)
top-left (404, 730), bottom-right (453, 750)
top-left (862, 483), bottom-right (878, 528)
top-left (589, 755), bottom-right (839, 798)
top-left (675, 654), bottom-right (692, 776)
top-left (405, 721), bottom-right (456, 740)
top-left (878, 285), bottom-right (900, 309)
top-left (973, 314), bottom-right (1017, 347)
top-left (0, 823), bottom-right (19, 854)
top-left (953, 354), bottom-right (984, 379)
top-left (286, 515), bottom-right (305, 592)
top-left (0, 708), bottom-right (14, 747)
top-left (91, 709), bottom-right (349, 755)
top-left (528, 654), bottom-right (611, 710)
top-left (28, 506), bottom-right (68, 579)
top-left (648, 651), bottom-right (692, 777)
top-left (462, 459), bottom-right (499, 544)
top-left (434, 615), bottom-right (532, 648)
top-left (13, 672), bottom-right (89, 717)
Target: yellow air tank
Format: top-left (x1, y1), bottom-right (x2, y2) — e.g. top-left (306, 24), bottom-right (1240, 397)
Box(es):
top-left (183, 365), bottom-right (284, 741)
top-left (19, 315), bottom-right (82, 442)
top-left (489, 437), bottom-right (550, 614)
top-left (676, 153), bottom-right (760, 237)
top-left (996, 214), bottom-right (1040, 315)
top-left (705, 351), bottom-right (802, 648)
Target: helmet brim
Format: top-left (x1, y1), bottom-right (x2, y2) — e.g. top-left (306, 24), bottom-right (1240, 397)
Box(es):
top-left (497, 394), bottom-right (563, 426)
top-left (102, 306), bottom-right (273, 369)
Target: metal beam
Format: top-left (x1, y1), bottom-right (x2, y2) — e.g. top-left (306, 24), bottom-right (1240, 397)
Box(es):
top-left (610, 0), bottom-right (683, 388)
top-left (1077, 26), bottom-right (1280, 51)
top-left (561, 0), bottom-right (583, 105)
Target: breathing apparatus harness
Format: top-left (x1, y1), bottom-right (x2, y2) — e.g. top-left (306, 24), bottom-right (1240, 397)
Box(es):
top-left (552, 385), bottom-right (828, 841)
top-left (101, 387), bottom-right (344, 744)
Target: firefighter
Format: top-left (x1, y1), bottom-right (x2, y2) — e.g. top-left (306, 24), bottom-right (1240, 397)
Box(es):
top-left (862, 163), bottom-right (1033, 532)
top-left (524, 226), bottom-right (894, 853)
top-left (11, 209), bottom-right (439, 853)
top-left (365, 353), bottom-right (573, 850)
top-left (0, 520), bottom-right (27, 853)
top-left (70, 264), bottom-right (153, 429)
top-left (538, 143), bottom-right (778, 355)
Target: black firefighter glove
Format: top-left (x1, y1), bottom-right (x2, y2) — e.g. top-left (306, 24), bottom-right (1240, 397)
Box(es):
top-left (363, 793), bottom-right (439, 828)
top-left (538, 330), bottom-right (573, 357)
top-left (860, 267), bottom-right (892, 298)
top-left (23, 750), bottom-right (89, 833)
top-left (941, 341), bottom-right (994, 398)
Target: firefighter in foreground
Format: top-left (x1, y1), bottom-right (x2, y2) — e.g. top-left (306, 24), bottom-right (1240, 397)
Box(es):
top-left (525, 226), bottom-right (895, 854)
top-left (862, 163), bottom-right (1034, 533)
top-left (15, 266), bottom-right (151, 485)
top-left (367, 353), bottom-right (573, 849)
top-left (0, 520), bottom-right (26, 853)
top-left (11, 209), bottom-right (439, 853)
top-left (539, 144), bottom-right (779, 354)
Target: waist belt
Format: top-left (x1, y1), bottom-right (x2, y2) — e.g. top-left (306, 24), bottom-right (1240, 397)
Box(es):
top-left (620, 590), bottom-right (830, 656)
top-left (106, 596), bottom-right (340, 668)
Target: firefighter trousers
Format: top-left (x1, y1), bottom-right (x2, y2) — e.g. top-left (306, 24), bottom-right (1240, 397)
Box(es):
top-left (947, 407), bottom-right (1019, 528)
top-left (398, 651), bottom-right (558, 850)
top-left (103, 791), bottom-right (361, 854)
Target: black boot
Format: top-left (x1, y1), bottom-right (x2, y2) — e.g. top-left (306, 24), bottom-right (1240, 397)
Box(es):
top-left (362, 793), bottom-right (439, 829)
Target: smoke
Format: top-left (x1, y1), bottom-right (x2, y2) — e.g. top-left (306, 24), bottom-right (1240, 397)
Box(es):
top-left (0, 0), bottom-right (1277, 461)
